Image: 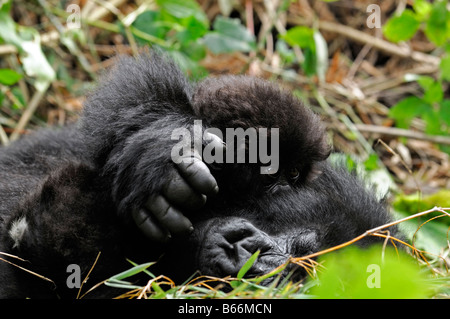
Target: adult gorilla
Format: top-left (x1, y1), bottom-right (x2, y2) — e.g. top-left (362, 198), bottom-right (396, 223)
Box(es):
top-left (0, 52), bottom-right (395, 298)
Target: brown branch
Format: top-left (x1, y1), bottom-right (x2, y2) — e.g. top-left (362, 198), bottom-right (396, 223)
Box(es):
top-left (355, 124), bottom-right (450, 145)
top-left (288, 16), bottom-right (441, 66)
top-left (291, 206), bottom-right (450, 262)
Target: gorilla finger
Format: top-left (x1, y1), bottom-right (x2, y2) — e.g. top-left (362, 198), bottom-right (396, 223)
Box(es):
top-left (203, 131), bottom-right (226, 152)
top-left (177, 157), bottom-right (219, 196)
top-left (132, 208), bottom-right (170, 243)
top-left (164, 174), bottom-right (207, 210)
top-left (146, 195), bottom-right (194, 236)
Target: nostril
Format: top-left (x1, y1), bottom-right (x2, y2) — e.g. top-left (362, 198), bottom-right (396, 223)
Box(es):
top-left (222, 225), bottom-right (256, 245)
top-left (219, 224), bottom-right (265, 262)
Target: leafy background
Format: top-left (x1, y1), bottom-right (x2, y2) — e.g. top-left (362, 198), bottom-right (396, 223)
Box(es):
top-left (0, 0), bottom-right (449, 298)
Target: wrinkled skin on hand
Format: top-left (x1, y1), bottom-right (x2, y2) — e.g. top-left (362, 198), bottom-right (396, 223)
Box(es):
top-left (133, 132), bottom-right (225, 242)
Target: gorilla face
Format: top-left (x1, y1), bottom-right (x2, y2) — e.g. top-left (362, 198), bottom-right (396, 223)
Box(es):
top-left (192, 75), bottom-right (330, 200)
top-left (160, 160), bottom-right (392, 283)
top-left (160, 74), bottom-right (392, 283)
top-left (190, 217), bottom-right (319, 280)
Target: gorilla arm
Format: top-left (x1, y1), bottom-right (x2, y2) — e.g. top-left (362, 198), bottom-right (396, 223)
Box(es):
top-left (79, 52), bottom-right (223, 242)
top-left (128, 129), bottom-right (224, 241)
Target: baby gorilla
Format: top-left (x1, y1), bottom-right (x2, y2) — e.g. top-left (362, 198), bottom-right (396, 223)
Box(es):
top-left (0, 52), bottom-right (395, 298)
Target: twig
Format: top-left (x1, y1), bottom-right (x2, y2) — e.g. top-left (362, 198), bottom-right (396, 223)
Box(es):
top-left (0, 254), bottom-right (55, 287)
top-left (291, 206), bottom-right (450, 262)
top-left (83, 0), bottom-right (127, 21)
top-left (9, 85), bottom-right (48, 142)
top-left (0, 44), bottom-right (17, 55)
top-left (90, 0), bottom-right (138, 56)
top-left (356, 124), bottom-right (450, 146)
top-left (77, 251), bottom-right (102, 299)
top-left (347, 43), bottom-right (373, 80)
top-left (370, 207), bottom-right (449, 234)
top-left (288, 16), bottom-right (441, 66)
top-left (0, 125), bottom-right (9, 145)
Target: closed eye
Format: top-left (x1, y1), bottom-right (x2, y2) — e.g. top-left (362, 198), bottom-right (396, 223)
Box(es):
top-left (288, 168), bottom-right (299, 180)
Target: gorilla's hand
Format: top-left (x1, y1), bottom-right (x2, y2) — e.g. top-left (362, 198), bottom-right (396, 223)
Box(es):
top-left (132, 132), bottom-right (225, 242)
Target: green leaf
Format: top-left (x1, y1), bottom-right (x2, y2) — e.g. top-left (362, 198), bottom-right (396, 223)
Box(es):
top-left (422, 109), bottom-right (441, 135)
top-left (310, 246), bottom-right (433, 299)
top-left (276, 39), bottom-right (296, 64)
top-left (11, 86), bottom-right (25, 109)
top-left (363, 153), bottom-right (379, 171)
top-left (203, 33), bottom-right (250, 53)
top-left (203, 16), bottom-right (256, 54)
top-left (302, 47), bottom-right (317, 76)
top-left (393, 190), bottom-right (450, 254)
top-left (176, 16), bottom-right (208, 45)
top-left (167, 50), bottom-right (207, 78)
top-left (394, 190), bottom-right (450, 213)
top-left (21, 39), bottom-right (55, 92)
top-left (180, 40), bottom-right (207, 62)
top-left (422, 80), bottom-right (443, 104)
top-left (109, 262), bottom-right (155, 281)
top-left (132, 11), bottom-right (169, 40)
top-left (281, 26), bottom-right (315, 50)
top-left (0, 68), bottom-right (22, 86)
top-left (237, 250), bottom-right (260, 280)
top-left (0, 4), bottom-right (54, 92)
top-left (0, 3), bottom-right (23, 48)
top-left (104, 281), bottom-right (142, 290)
top-left (440, 99), bottom-right (450, 126)
top-left (416, 75), bottom-right (435, 91)
top-left (413, 0), bottom-right (432, 21)
top-left (150, 282), bottom-right (167, 299)
top-left (383, 10), bottom-right (420, 43)
top-left (157, 0), bottom-right (207, 26)
top-left (314, 30), bottom-right (328, 82)
top-left (230, 250), bottom-right (260, 289)
top-left (410, 219), bottom-right (450, 255)
top-left (280, 27), bottom-right (321, 76)
top-left (388, 96), bottom-right (431, 128)
top-left (212, 16), bottom-right (253, 42)
top-left (440, 54), bottom-right (450, 81)
top-left (424, 1), bottom-right (449, 46)
top-left (397, 211), bottom-right (450, 256)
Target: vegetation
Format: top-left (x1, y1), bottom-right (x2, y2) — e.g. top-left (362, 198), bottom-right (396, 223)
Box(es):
top-left (0, 0), bottom-right (449, 299)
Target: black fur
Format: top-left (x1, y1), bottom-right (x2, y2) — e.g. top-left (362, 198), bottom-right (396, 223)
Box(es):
top-left (192, 75), bottom-right (330, 197)
top-left (0, 52), bottom-right (395, 298)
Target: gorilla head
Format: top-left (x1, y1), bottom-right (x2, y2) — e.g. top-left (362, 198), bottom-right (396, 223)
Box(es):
top-left (158, 73), bottom-right (394, 283)
top-left (191, 75), bottom-right (330, 198)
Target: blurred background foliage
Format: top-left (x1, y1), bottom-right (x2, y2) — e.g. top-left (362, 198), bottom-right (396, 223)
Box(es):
top-left (0, 0), bottom-right (449, 298)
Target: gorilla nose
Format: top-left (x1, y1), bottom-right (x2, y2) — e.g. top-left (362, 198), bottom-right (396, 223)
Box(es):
top-left (197, 218), bottom-right (289, 278)
top-left (219, 221), bottom-right (274, 268)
